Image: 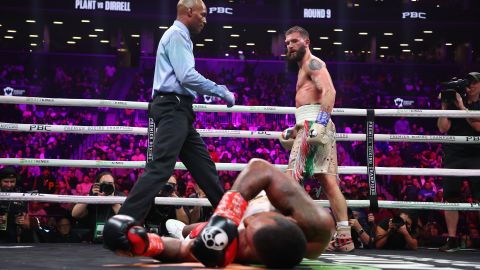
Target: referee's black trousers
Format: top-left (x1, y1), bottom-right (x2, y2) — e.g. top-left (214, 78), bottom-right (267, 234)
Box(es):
top-left (119, 93), bottom-right (224, 221)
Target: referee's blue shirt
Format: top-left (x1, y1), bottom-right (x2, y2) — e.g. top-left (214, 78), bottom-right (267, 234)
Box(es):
top-left (152, 20), bottom-right (227, 99)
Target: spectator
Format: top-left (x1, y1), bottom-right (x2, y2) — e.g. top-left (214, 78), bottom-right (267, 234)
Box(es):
top-left (131, 147), bottom-right (146, 161)
top-left (184, 181), bottom-right (212, 225)
top-left (400, 176), bottom-right (420, 201)
top-left (419, 181), bottom-right (436, 202)
top-left (144, 176), bottom-right (190, 236)
top-left (394, 117), bottom-right (411, 135)
top-left (35, 168), bottom-right (56, 194)
top-left (71, 171), bottom-right (124, 243)
top-left (47, 217), bottom-right (81, 243)
top-left (419, 222), bottom-right (444, 247)
top-left (0, 166), bottom-right (35, 243)
top-left (348, 209), bottom-right (375, 249)
top-left (75, 175), bottom-right (93, 196)
top-left (375, 211), bottom-right (418, 250)
top-left (207, 144), bottom-right (219, 162)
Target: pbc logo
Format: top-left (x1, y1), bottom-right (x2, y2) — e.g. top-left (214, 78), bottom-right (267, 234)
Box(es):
top-left (209, 7), bottom-right (233, 15)
top-left (29, 124), bottom-right (52, 131)
top-left (466, 136), bottom-right (480, 142)
top-left (252, 131), bottom-right (271, 135)
top-left (402, 11), bottom-right (426, 19)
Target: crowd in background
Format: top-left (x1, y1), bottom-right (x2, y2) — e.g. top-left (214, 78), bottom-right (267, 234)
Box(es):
top-left (0, 59), bottom-right (478, 248)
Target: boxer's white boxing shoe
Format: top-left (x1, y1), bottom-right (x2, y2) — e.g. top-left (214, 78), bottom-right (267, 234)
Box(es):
top-left (166, 219), bottom-right (186, 240)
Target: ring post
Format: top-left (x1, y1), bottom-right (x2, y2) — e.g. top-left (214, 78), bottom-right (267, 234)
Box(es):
top-left (366, 109), bottom-right (378, 212)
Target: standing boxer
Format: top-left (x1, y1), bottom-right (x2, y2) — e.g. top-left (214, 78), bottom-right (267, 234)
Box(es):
top-left (279, 26), bottom-right (353, 252)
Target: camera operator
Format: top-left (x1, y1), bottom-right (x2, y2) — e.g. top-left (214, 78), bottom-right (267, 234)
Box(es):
top-left (144, 176), bottom-right (190, 237)
top-left (437, 72), bottom-right (480, 252)
top-left (71, 171), bottom-right (124, 243)
top-left (375, 211), bottom-right (418, 250)
top-left (0, 166), bottom-right (35, 243)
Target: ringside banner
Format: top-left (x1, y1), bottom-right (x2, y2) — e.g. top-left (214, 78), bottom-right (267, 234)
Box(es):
top-left (2, 1), bottom-right (476, 22)
top-left (74, 0), bottom-right (132, 12)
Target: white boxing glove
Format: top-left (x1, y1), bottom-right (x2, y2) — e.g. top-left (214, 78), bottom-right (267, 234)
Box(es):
top-left (279, 127), bottom-right (297, 150)
top-left (306, 111), bottom-right (332, 145)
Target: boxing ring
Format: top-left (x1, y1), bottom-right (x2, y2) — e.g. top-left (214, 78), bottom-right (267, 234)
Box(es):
top-left (1, 95), bottom-right (480, 270)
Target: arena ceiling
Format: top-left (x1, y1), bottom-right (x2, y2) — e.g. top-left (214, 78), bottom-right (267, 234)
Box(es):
top-left (0, 0), bottom-right (479, 61)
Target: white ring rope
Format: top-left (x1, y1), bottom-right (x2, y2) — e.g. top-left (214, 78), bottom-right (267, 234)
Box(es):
top-left (1, 158), bottom-right (480, 177)
top-left (1, 96), bottom-right (480, 118)
top-left (2, 96), bottom-right (480, 212)
top-left (1, 122), bottom-right (478, 143)
top-left (0, 96), bottom-right (148, 110)
top-left (0, 193), bottom-right (478, 211)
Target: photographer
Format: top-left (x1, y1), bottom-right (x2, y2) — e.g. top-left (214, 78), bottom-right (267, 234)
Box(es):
top-left (71, 171), bottom-right (124, 243)
top-left (144, 176), bottom-right (190, 236)
top-left (348, 209), bottom-right (376, 249)
top-left (186, 181), bottom-right (212, 224)
top-left (375, 211), bottom-right (418, 250)
top-left (0, 166), bottom-right (35, 243)
top-left (437, 72), bottom-right (480, 252)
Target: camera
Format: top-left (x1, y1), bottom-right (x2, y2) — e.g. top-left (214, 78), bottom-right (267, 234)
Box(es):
top-left (99, 183), bottom-right (115, 196)
top-left (440, 78), bottom-right (468, 107)
top-left (391, 215), bottom-right (405, 230)
top-left (0, 204), bottom-right (7, 216)
top-left (159, 183), bottom-right (176, 197)
top-left (440, 72), bottom-right (480, 108)
top-left (0, 201), bottom-right (26, 216)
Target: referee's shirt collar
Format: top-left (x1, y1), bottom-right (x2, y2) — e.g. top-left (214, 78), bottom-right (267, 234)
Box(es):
top-left (173, 20), bottom-right (190, 37)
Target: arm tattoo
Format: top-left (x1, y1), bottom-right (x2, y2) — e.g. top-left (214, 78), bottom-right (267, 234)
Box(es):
top-left (309, 59), bottom-right (324, 70)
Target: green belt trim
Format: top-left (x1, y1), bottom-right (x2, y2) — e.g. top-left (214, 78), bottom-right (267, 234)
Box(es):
top-left (303, 121), bottom-right (317, 182)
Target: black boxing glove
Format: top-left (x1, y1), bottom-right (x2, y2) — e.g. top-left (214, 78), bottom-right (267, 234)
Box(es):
top-left (103, 214), bottom-right (164, 257)
top-left (191, 191), bottom-right (248, 267)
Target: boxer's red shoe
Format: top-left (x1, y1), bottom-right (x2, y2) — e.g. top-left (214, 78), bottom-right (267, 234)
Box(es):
top-left (326, 226), bottom-right (354, 252)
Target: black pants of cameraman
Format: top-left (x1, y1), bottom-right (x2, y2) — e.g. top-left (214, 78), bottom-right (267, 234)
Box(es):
top-left (443, 153), bottom-right (480, 202)
top-left (119, 93), bottom-right (224, 221)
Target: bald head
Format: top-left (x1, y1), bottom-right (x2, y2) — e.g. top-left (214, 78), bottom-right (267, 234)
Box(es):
top-left (177, 0), bottom-right (202, 16)
top-left (176, 0), bottom-right (207, 34)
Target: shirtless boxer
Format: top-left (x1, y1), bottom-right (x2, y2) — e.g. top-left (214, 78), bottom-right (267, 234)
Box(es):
top-left (279, 26), bottom-right (353, 252)
top-left (103, 158), bottom-right (334, 268)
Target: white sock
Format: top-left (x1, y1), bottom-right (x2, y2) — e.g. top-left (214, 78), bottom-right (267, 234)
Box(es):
top-left (337, 221), bottom-right (349, 228)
